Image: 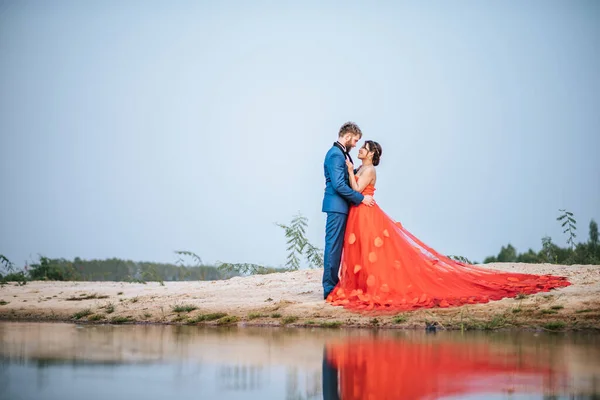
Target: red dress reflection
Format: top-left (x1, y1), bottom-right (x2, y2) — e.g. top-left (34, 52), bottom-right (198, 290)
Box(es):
top-left (324, 337), bottom-right (565, 400)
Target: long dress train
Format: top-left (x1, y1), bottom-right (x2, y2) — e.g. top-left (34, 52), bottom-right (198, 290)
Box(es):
top-left (326, 178), bottom-right (571, 311)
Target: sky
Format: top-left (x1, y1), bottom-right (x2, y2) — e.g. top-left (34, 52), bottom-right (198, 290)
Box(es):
top-left (1, 0), bottom-right (599, 269)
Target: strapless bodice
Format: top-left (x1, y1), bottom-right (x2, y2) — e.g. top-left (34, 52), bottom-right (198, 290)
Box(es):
top-left (355, 176), bottom-right (376, 196)
top-left (362, 184), bottom-right (376, 196)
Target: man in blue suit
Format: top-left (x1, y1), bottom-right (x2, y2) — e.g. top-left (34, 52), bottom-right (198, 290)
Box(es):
top-left (322, 122), bottom-right (375, 299)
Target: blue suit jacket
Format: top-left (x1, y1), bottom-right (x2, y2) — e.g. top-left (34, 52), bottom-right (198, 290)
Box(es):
top-left (322, 143), bottom-right (364, 214)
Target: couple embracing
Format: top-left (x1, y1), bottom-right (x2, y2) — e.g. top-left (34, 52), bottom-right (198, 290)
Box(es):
top-left (321, 122), bottom-right (570, 312)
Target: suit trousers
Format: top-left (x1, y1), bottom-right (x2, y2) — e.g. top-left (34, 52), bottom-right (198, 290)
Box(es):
top-left (323, 211), bottom-right (347, 298)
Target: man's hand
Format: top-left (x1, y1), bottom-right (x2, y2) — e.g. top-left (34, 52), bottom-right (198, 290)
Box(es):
top-left (362, 195), bottom-right (375, 207)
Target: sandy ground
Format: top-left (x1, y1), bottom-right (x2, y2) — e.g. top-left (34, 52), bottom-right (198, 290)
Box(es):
top-left (0, 263), bottom-right (599, 330)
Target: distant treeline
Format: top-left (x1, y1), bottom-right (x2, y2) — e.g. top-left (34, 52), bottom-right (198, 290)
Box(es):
top-left (0, 251), bottom-right (290, 283)
top-left (1, 213), bottom-right (312, 283)
top-left (1, 212), bottom-right (597, 285)
top-left (482, 216), bottom-right (599, 265)
top-left (0, 255), bottom-right (285, 283)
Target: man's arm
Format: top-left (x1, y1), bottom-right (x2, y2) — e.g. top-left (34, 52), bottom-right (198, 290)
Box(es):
top-left (326, 151), bottom-right (364, 205)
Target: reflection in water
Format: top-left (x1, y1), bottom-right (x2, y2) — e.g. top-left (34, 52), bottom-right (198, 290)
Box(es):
top-left (323, 348), bottom-right (340, 400)
top-left (323, 337), bottom-right (569, 399)
top-left (218, 365), bottom-right (264, 391)
top-left (0, 322), bottom-right (599, 399)
top-left (286, 367), bottom-right (322, 400)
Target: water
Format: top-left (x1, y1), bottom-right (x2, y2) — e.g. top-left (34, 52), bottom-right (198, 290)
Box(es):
top-left (1, 322), bottom-right (599, 400)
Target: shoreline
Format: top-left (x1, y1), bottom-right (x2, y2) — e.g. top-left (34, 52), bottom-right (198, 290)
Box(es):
top-left (1, 263), bottom-right (599, 331)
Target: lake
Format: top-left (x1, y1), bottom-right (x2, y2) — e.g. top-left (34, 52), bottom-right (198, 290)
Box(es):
top-left (1, 322), bottom-right (599, 399)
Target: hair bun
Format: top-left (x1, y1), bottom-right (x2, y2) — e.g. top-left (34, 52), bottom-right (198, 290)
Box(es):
top-left (371, 141), bottom-right (382, 166)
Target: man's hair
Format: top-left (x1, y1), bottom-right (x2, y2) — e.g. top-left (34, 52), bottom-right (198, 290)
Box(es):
top-left (338, 122), bottom-right (362, 138)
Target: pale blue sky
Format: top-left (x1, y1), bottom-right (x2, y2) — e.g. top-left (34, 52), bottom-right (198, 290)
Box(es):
top-left (1, 0), bottom-right (599, 268)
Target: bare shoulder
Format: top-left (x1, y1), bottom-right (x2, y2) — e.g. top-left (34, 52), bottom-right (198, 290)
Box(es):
top-left (363, 166), bottom-right (376, 177)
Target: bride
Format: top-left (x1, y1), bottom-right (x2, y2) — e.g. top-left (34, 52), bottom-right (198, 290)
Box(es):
top-left (326, 140), bottom-right (571, 311)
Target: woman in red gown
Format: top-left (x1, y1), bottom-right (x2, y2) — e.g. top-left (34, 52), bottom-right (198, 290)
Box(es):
top-left (326, 141), bottom-right (571, 311)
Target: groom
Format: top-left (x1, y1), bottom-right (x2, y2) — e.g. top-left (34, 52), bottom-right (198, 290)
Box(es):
top-left (322, 122), bottom-right (375, 299)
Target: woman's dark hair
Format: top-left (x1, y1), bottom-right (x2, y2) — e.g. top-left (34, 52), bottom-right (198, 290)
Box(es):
top-left (364, 140), bottom-right (382, 166)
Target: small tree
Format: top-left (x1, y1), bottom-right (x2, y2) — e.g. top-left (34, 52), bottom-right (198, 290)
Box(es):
top-left (27, 256), bottom-right (80, 281)
top-left (589, 219), bottom-right (598, 248)
top-left (557, 209), bottom-right (577, 250)
top-left (0, 255), bottom-right (14, 274)
top-left (496, 244), bottom-right (517, 262)
top-left (588, 219), bottom-right (599, 264)
top-left (517, 248), bottom-right (543, 263)
top-left (540, 236), bottom-right (557, 263)
top-left (174, 250), bottom-right (202, 267)
top-left (0, 255), bottom-right (27, 285)
top-left (216, 261), bottom-right (277, 275)
top-left (276, 213), bottom-right (324, 270)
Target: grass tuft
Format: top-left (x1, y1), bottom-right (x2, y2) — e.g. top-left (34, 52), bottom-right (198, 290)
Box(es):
top-left (103, 303), bottom-right (115, 314)
top-left (543, 321), bottom-right (566, 330)
top-left (319, 321), bottom-right (342, 328)
top-left (110, 316), bottom-right (132, 324)
top-left (72, 308), bottom-right (93, 320)
top-left (216, 316), bottom-right (239, 325)
top-left (172, 304), bottom-right (198, 313)
top-left (188, 312), bottom-right (227, 323)
top-left (282, 316), bottom-right (299, 324)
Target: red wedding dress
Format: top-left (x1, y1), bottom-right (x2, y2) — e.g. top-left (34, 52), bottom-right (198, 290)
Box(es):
top-left (326, 177), bottom-right (571, 311)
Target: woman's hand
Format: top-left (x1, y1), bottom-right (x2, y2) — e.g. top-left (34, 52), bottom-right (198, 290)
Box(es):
top-left (346, 159), bottom-right (354, 174)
